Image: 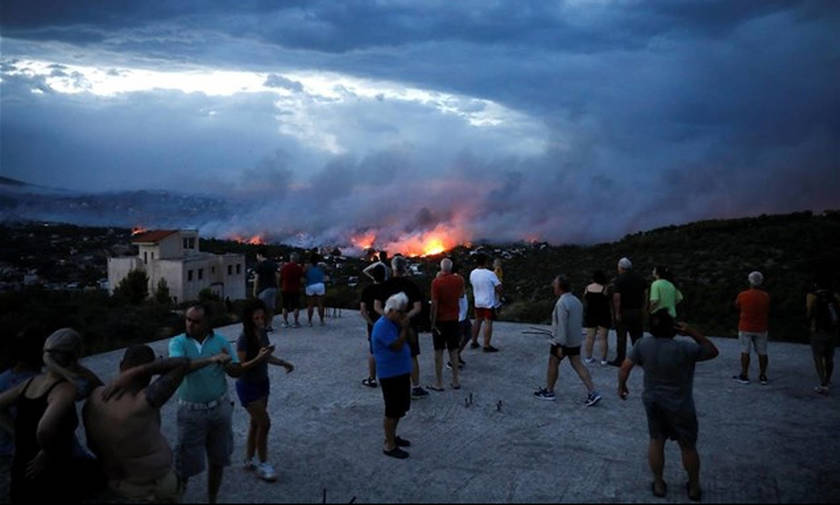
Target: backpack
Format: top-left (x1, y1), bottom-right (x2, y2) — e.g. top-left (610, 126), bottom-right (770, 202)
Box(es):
top-left (812, 290), bottom-right (840, 332)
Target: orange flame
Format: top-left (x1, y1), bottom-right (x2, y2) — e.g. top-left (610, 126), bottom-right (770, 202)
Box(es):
top-left (230, 234), bottom-right (265, 245)
top-left (350, 231), bottom-right (376, 250)
top-left (131, 226), bottom-right (148, 236)
top-left (382, 224), bottom-right (468, 257)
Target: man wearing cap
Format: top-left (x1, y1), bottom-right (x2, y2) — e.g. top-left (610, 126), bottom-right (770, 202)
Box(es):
top-left (733, 271), bottom-right (771, 385)
top-left (169, 304), bottom-right (243, 504)
top-left (608, 257), bottom-right (647, 367)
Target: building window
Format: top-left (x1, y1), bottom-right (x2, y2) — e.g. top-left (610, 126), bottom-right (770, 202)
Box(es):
top-left (188, 238), bottom-right (196, 249)
top-left (227, 265), bottom-right (232, 275)
top-left (236, 264), bottom-right (241, 274)
top-left (198, 268), bottom-right (203, 280)
top-left (143, 251), bottom-right (148, 264)
top-left (183, 238), bottom-right (189, 249)
top-left (211, 266), bottom-right (215, 274)
top-left (188, 270), bottom-right (193, 281)
top-left (150, 252), bottom-right (155, 261)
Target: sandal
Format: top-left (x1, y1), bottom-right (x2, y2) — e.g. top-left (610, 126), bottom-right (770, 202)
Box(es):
top-left (651, 481), bottom-right (667, 498)
top-left (451, 384), bottom-right (461, 390)
top-left (428, 385), bottom-right (445, 392)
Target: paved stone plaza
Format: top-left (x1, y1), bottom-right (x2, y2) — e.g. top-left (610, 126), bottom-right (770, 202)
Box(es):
top-left (19, 310), bottom-right (840, 503)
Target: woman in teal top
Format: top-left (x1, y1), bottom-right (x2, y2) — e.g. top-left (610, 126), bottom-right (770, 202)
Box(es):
top-left (649, 265), bottom-right (683, 318)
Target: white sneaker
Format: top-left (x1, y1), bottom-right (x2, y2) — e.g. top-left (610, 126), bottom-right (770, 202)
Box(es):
top-left (584, 357), bottom-right (595, 364)
top-left (243, 457), bottom-right (256, 471)
top-left (256, 462), bottom-right (278, 481)
top-left (600, 360), bottom-right (608, 366)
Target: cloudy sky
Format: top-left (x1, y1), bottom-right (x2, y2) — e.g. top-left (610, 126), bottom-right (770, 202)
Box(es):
top-left (1, 1), bottom-right (838, 251)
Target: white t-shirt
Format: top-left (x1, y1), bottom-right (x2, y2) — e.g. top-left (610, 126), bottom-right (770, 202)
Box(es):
top-left (470, 268), bottom-right (501, 309)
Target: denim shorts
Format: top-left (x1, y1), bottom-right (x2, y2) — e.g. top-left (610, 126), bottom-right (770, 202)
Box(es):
top-left (175, 397), bottom-right (234, 479)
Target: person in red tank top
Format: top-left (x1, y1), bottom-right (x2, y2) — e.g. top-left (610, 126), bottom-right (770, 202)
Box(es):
top-left (733, 271), bottom-right (771, 385)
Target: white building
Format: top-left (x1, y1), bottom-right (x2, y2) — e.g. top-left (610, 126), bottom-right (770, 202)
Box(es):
top-left (108, 229), bottom-right (246, 304)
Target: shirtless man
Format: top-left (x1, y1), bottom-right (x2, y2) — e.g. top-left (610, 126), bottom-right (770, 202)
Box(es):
top-left (83, 344), bottom-right (230, 502)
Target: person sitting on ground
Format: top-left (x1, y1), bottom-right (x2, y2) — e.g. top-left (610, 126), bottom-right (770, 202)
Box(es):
top-left (733, 271), bottom-right (771, 385)
top-left (372, 292), bottom-right (414, 459)
top-left (235, 298), bottom-right (294, 481)
top-left (430, 258), bottom-right (465, 391)
top-left (806, 274), bottom-right (840, 395)
top-left (618, 309), bottom-right (718, 501)
top-left (583, 270), bottom-right (611, 366)
top-left (649, 265), bottom-right (682, 318)
top-left (360, 265), bottom-right (386, 388)
top-left (534, 275), bottom-right (602, 406)
top-left (0, 328), bottom-right (100, 503)
top-left (83, 344), bottom-right (230, 502)
top-left (304, 252), bottom-right (327, 326)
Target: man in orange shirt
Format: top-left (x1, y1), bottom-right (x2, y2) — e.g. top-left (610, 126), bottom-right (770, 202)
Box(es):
top-left (733, 271), bottom-right (771, 385)
top-left (430, 258), bottom-right (465, 391)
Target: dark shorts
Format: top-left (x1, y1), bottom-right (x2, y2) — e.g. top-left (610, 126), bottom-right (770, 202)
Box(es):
top-left (235, 378), bottom-right (270, 407)
top-left (643, 400), bottom-right (698, 447)
top-left (433, 321), bottom-right (461, 351)
top-left (475, 307), bottom-right (496, 320)
top-left (811, 332), bottom-right (837, 358)
top-left (380, 373), bottom-right (411, 419)
top-left (550, 344), bottom-right (581, 358)
top-left (367, 324), bottom-right (374, 354)
top-left (282, 291), bottom-right (300, 311)
top-left (408, 326), bottom-right (420, 357)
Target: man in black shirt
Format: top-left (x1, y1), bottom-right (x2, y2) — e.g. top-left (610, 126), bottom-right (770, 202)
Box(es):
top-left (360, 265), bottom-right (385, 388)
top-left (253, 249), bottom-right (279, 332)
top-left (608, 257), bottom-right (647, 367)
top-left (375, 256), bottom-right (429, 399)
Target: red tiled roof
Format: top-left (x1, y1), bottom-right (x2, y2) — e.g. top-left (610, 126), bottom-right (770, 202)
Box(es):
top-left (131, 230), bottom-right (179, 243)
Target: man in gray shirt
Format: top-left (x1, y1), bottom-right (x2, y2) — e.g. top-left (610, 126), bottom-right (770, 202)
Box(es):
top-left (533, 275), bottom-right (602, 406)
top-left (618, 309), bottom-right (718, 501)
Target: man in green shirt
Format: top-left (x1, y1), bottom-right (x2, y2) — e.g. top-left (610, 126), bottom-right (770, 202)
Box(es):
top-left (169, 304), bottom-right (244, 504)
top-left (649, 266), bottom-right (683, 318)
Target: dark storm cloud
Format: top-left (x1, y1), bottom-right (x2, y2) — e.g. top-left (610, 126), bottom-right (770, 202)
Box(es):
top-left (1, 0), bottom-right (838, 247)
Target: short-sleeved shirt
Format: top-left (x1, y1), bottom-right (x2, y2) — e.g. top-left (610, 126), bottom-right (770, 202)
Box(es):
top-left (649, 279), bottom-right (683, 318)
top-left (305, 265), bottom-right (325, 286)
top-left (255, 260), bottom-right (278, 292)
top-left (470, 268), bottom-right (501, 309)
top-left (551, 293), bottom-right (584, 348)
top-left (236, 330), bottom-right (270, 383)
top-left (371, 317), bottom-right (412, 379)
top-left (378, 277), bottom-right (423, 327)
top-left (0, 369), bottom-right (38, 456)
top-left (629, 336), bottom-right (713, 411)
top-left (432, 273), bottom-right (464, 322)
top-left (736, 289), bottom-right (770, 332)
top-left (280, 262), bottom-right (304, 293)
top-left (169, 332), bottom-right (239, 403)
top-left (614, 271), bottom-right (646, 310)
top-left (360, 283), bottom-right (383, 323)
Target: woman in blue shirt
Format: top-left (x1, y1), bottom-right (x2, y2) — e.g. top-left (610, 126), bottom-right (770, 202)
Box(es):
top-left (304, 252), bottom-right (327, 326)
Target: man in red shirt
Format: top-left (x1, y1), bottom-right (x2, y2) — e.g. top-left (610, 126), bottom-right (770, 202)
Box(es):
top-left (280, 252), bottom-right (305, 328)
top-left (430, 258), bottom-right (465, 391)
top-left (733, 271), bottom-right (771, 385)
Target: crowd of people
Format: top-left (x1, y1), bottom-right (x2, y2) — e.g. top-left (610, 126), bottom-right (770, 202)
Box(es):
top-left (0, 250), bottom-right (837, 503)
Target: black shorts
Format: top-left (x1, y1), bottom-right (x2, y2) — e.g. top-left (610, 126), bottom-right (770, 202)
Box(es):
top-left (550, 344), bottom-right (581, 358)
top-left (408, 326), bottom-right (420, 357)
top-left (643, 400), bottom-right (698, 447)
top-left (282, 291), bottom-right (300, 311)
top-left (367, 324), bottom-right (374, 354)
top-left (380, 373), bottom-right (411, 419)
top-left (433, 321), bottom-right (460, 351)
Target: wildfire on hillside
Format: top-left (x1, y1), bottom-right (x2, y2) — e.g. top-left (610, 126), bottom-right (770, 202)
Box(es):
top-left (351, 224), bottom-right (469, 257)
top-left (230, 234), bottom-right (265, 245)
top-left (131, 226), bottom-right (148, 236)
